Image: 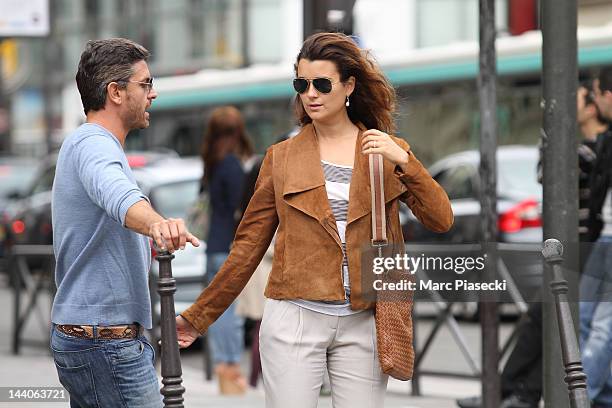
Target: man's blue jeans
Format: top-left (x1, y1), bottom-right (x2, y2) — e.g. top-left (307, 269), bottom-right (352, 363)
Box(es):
top-left (51, 325), bottom-right (162, 408)
top-left (580, 235), bottom-right (612, 406)
top-left (206, 252), bottom-right (244, 365)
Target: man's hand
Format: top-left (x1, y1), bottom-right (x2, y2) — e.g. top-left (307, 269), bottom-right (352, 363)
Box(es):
top-left (149, 218), bottom-right (200, 253)
top-left (125, 200), bottom-right (200, 252)
top-left (176, 315), bottom-right (200, 348)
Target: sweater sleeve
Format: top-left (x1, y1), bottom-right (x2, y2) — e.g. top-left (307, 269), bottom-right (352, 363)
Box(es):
top-left (74, 135), bottom-right (147, 226)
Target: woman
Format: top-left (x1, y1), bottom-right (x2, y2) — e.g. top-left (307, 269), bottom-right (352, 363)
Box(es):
top-left (178, 33), bottom-right (453, 407)
top-left (200, 106), bottom-right (254, 394)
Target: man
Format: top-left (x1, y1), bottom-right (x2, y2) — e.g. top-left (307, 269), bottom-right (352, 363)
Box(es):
top-left (457, 82), bottom-right (609, 408)
top-left (578, 84), bottom-right (610, 242)
top-left (50, 38), bottom-right (199, 407)
top-left (580, 69), bottom-right (612, 408)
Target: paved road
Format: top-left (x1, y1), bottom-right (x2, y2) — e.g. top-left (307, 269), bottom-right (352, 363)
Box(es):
top-left (0, 278), bottom-right (518, 407)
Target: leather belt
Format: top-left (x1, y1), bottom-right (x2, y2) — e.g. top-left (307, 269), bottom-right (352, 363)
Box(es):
top-left (56, 324), bottom-right (141, 340)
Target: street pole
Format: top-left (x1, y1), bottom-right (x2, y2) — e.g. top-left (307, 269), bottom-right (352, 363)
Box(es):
top-left (42, 0), bottom-right (56, 154)
top-left (542, 240), bottom-right (590, 408)
top-left (240, 0), bottom-right (250, 67)
top-left (156, 250), bottom-right (185, 407)
top-left (0, 39), bottom-right (10, 153)
top-left (302, 0), bottom-right (356, 39)
top-left (478, 0), bottom-right (500, 406)
top-left (541, 0), bottom-right (579, 406)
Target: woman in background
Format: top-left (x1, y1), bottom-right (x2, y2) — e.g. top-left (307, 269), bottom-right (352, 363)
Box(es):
top-left (200, 106), bottom-right (254, 394)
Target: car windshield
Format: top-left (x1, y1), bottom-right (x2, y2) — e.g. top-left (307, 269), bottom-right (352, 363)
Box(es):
top-left (0, 163), bottom-right (38, 198)
top-left (498, 157), bottom-right (541, 197)
top-left (150, 180), bottom-right (200, 219)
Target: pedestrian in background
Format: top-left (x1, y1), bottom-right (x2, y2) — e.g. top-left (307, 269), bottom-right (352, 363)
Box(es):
top-left (200, 106), bottom-right (254, 395)
top-left (580, 69), bottom-right (612, 408)
top-left (176, 32), bottom-right (452, 407)
top-left (234, 126), bottom-right (299, 389)
top-left (51, 38), bottom-right (199, 408)
top-left (458, 81), bottom-right (610, 408)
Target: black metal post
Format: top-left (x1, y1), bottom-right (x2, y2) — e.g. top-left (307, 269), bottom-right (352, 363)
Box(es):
top-left (302, 0), bottom-right (317, 40)
top-left (43, 0), bottom-right (58, 154)
top-left (478, 0), bottom-right (500, 406)
top-left (303, 0), bottom-right (355, 39)
top-left (11, 247), bottom-right (21, 355)
top-left (240, 0), bottom-right (250, 67)
top-left (542, 239), bottom-right (590, 408)
top-left (541, 0), bottom-right (579, 406)
top-left (0, 39), bottom-right (10, 153)
top-left (156, 250), bottom-right (185, 408)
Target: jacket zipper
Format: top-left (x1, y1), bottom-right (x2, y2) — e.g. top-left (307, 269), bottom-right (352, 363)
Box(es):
top-left (324, 218), bottom-right (346, 299)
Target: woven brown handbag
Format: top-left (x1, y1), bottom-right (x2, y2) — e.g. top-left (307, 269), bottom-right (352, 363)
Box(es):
top-left (369, 153), bottom-right (415, 381)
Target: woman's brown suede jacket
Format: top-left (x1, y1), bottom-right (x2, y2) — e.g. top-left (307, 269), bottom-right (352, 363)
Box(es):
top-left (182, 124), bottom-right (453, 334)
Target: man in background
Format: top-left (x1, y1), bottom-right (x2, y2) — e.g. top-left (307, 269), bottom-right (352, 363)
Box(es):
top-left (458, 81), bottom-right (609, 408)
top-left (580, 69), bottom-right (612, 408)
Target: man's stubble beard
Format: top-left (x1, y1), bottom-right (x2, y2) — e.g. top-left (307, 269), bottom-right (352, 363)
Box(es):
top-left (123, 98), bottom-right (148, 130)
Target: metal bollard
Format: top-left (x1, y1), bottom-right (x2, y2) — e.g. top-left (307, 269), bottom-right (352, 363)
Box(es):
top-left (156, 250), bottom-right (186, 408)
top-left (542, 239), bottom-right (590, 408)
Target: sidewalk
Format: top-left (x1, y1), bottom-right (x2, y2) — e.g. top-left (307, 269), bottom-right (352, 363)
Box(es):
top-left (0, 282), bottom-right (480, 407)
top-left (0, 350), bottom-right (475, 408)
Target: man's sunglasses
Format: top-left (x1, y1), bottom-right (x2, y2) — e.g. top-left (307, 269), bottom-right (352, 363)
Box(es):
top-left (116, 77), bottom-right (154, 93)
top-left (293, 77), bottom-right (338, 94)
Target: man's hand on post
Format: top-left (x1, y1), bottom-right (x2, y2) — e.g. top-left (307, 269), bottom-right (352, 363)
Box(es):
top-left (125, 200), bottom-right (200, 251)
top-left (149, 218), bottom-right (200, 253)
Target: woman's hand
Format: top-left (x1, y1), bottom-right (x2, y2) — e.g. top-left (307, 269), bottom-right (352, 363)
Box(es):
top-left (176, 315), bottom-right (200, 348)
top-left (361, 129), bottom-right (409, 168)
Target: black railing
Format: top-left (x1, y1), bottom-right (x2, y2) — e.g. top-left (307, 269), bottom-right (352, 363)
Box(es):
top-left (156, 250), bottom-right (186, 408)
top-left (542, 239), bottom-right (590, 408)
top-left (10, 244), bottom-right (56, 354)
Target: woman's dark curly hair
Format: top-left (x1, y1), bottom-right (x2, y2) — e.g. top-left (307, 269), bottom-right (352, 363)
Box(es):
top-left (294, 32), bottom-right (397, 134)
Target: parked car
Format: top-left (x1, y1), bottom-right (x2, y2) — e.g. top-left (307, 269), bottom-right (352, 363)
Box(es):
top-left (132, 156), bottom-right (207, 321)
top-left (0, 156), bottom-right (42, 261)
top-left (3, 154), bottom-right (58, 250)
top-left (403, 145), bottom-right (542, 244)
top-left (402, 145), bottom-right (543, 312)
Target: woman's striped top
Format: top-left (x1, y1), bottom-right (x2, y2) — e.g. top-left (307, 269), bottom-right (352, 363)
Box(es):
top-left (287, 160), bottom-right (363, 316)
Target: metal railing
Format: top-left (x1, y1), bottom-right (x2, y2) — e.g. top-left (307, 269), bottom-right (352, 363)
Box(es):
top-left (542, 239), bottom-right (590, 408)
top-left (9, 244), bottom-right (55, 354)
top-left (409, 242), bottom-right (536, 394)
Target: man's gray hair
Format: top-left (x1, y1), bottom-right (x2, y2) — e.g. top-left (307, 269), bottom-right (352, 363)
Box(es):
top-left (76, 38), bottom-right (150, 115)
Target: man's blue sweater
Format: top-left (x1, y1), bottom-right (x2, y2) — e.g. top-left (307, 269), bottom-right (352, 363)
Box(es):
top-left (51, 123), bottom-right (152, 328)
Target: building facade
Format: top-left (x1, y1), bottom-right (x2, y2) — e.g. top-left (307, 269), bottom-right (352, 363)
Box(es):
top-left (4, 0), bottom-right (612, 157)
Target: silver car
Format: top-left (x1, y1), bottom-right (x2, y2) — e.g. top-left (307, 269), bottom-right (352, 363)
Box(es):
top-left (130, 156), bottom-right (207, 335)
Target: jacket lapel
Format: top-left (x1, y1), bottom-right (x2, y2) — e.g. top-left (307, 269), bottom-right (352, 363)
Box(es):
top-left (281, 123), bottom-right (408, 242)
top-left (282, 124), bottom-right (341, 246)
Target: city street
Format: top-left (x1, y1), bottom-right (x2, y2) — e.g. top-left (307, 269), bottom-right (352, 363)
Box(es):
top-left (0, 276), bottom-right (519, 407)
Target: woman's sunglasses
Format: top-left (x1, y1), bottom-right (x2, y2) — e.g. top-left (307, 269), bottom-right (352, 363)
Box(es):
top-left (293, 77), bottom-right (337, 94)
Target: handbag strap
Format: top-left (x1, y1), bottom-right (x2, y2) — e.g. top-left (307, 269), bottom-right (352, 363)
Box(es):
top-left (369, 153), bottom-right (388, 252)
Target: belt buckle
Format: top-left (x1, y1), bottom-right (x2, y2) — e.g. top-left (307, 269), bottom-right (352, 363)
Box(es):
top-left (57, 324), bottom-right (93, 339)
